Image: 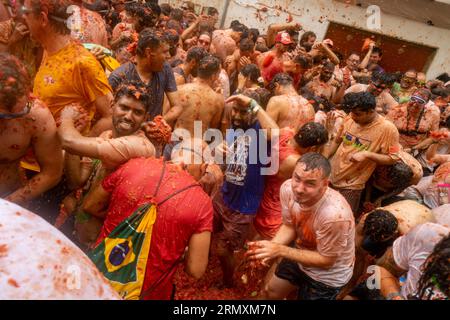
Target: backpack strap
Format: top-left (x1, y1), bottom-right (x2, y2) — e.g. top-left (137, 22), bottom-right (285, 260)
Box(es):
top-left (157, 183), bottom-right (200, 207)
top-left (153, 160), bottom-right (167, 198)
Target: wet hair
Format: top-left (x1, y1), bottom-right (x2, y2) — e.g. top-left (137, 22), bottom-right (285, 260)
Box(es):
top-left (170, 8), bottom-right (183, 21)
top-left (268, 73), bottom-right (293, 92)
top-left (255, 43), bottom-right (269, 53)
top-left (160, 3), bottom-right (172, 16)
top-left (114, 81), bottom-right (153, 112)
top-left (296, 152), bottom-right (331, 178)
top-left (436, 72), bottom-right (450, 84)
top-left (372, 47), bottom-right (383, 56)
top-left (322, 61), bottom-right (335, 72)
top-left (371, 71), bottom-right (396, 86)
top-left (301, 90), bottom-right (335, 113)
top-left (197, 55), bottom-right (221, 79)
top-left (241, 88), bottom-right (263, 106)
top-left (386, 162), bottom-right (414, 187)
top-left (146, 1), bottom-right (161, 17)
top-left (373, 162), bottom-right (414, 205)
top-left (30, 0), bottom-right (72, 35)
top-left (293, 54), bottom-right (313, 69)
top-left (230, 20), bottom-right (240, 28)
top-left (206, 7), bottom-right (219, 16)
top-left (182, 1), bottom-right (195, 11)
top-left (231, 23), bottom-right (249, 39)
top-left (126, 2), bottom-right (159, 30)
top-left (0, 53), bottom-right (31, 110)
top-left (248, 28), bottom-right (260, 43)
top-left (163, 29), bottom-right (180, 57)
top-left (240, 64), bottom-right (260, 83)
top-left (417, 234), bottom-right (450, 300)
top-left (186, 46), bottom-right (208, 64)
top-left (239, 38), bottom-right (255, 53)
top-left (342, 92), bottom-right (376, 113)
top-left (294, 122), bottom-right (329, 148)
top-left (431, 87), bottom-right (450, 99)
top-left (136, 29), bottom-right (165, 57)
top-left (198, 20), bottom-right (213, 33)
top-left (363, 209), bottom-right (398, 242)
top-left (300, 31), bottom-right (316, 45)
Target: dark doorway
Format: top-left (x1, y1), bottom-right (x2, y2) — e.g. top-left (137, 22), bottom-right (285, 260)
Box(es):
top-left (325, 21), bottom-right (437, 73)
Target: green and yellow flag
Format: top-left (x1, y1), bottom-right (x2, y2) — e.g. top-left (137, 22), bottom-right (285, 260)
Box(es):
top-left (89, 203), bottom-right (157, 300)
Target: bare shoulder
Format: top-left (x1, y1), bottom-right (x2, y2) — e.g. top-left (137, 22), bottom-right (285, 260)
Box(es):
top-left (268, 95), bottom-right (286, 105)
top-left (26, 100), bottom-right (56, 127)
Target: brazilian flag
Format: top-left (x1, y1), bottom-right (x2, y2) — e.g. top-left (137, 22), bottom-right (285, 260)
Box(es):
top-left (89, 203), bottom-right (157, 300)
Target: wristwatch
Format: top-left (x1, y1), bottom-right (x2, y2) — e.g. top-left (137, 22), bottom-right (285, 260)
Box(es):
top-left (248, 99), bottom-right (261, 115)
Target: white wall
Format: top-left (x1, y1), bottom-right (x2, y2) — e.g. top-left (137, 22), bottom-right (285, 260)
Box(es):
top-left (165, 0), bottom-right (450, 78)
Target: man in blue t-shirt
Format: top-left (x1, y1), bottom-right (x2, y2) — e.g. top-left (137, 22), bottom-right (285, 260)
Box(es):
top-left (215, 92), bottom-right (279, 287)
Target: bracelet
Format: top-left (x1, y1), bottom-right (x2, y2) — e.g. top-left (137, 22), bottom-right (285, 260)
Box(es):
top-left (248, 99), bottom-right (260, 114)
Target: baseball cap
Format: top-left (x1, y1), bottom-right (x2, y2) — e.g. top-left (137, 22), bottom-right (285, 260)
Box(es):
top-left (275, 32), bottom-right (294, 45)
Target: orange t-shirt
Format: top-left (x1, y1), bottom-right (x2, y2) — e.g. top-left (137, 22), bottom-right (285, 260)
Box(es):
top-left (33, 41), bottom-right (111, 124)
top-left (331, 115), bottom-right (400, 190)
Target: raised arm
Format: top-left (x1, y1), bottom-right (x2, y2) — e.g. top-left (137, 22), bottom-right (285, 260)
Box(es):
top-left (266, 22), bottom-right (301, 48)
top-left (58, 105), bottom-right (102, 158)
top-left (359, 42), bottom-right (375, 70)
top-left (225, 94), bottom-right (279, 140)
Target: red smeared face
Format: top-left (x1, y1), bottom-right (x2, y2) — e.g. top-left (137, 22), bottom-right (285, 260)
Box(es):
top-left (112, 95), bottom-right (147, 137)
top-left (291, 163), bottom-right (328, 207)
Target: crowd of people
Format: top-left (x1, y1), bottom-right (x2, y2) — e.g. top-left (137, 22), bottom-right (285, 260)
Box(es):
top-left (0, 0), bottom-right (449, 300)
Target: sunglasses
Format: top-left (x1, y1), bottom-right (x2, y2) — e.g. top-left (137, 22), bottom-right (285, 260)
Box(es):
top-left (20, 6), bottom-right (67, 23)
top-left (410, 95), bottom-right (427, 105)
top-left (0, 101), bottom-right (32, 120)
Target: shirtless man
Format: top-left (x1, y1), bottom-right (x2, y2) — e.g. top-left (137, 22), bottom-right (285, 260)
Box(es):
top-left (173, 46), bottom-right (208, 86)
top-left (345, 71), bottom-right (398, 115)
top-left (224, 38), bottom-right (259, 93)
top-left (174, 55), bottom-right (224, 139)
top-left (266, 73), bottom-right (315, 131)
top-left (343, 206), bottom-right (442, 300)
top-left (304, 62), bottom-right (344, 103)
top-left (259, 32), bottom-right (292, 85)
top-left (0, 53), bottom-right (62, 206)
top-left (211, 22), bottom-right (247, 63)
